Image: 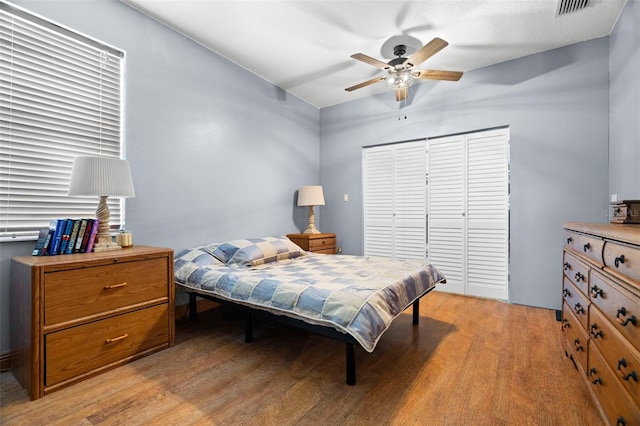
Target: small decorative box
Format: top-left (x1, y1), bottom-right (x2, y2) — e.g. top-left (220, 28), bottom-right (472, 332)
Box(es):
top-left (610, 200), bottom-right (640, 224)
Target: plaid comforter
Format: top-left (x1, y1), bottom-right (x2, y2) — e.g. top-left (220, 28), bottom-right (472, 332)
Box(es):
top-left (175, 250), bottom-right (445, 352)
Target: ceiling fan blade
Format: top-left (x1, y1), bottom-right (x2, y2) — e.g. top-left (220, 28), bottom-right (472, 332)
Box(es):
top-left (416, 69), bottom-right (463, 81)
top-left (345, 76), bottom-right (386, 92)
top-left (350, 53), bottom-right (391, 70)
top-left (404, 37), bottom-right (448, 68)
top-left (395, 87), bottom-right (407, 102)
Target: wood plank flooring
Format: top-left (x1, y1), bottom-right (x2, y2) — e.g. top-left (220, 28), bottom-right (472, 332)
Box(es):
top-left (1, 291), bottom-right (604, 425)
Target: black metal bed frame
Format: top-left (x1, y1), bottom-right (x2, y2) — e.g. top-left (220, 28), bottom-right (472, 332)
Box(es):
top-left (184, 286), bottom-right (436, 385)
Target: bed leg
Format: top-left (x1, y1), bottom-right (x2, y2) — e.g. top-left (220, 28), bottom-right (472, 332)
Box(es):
top-left (189, 293), bottom-right (198, 321)
top-left (412, 299), bottom-right (420, 325)
top-left (245, 311), bottom-right (253, 343)
top-left (346, 343), bottom-right (356, 386)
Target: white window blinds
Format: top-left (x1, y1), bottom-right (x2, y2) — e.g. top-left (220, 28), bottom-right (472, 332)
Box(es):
top-left (0, 2), bottom-right (125, 240)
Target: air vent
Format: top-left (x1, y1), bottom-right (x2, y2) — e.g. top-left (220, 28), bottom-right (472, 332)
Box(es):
top-left (557, 0), bottom-right (592, 15)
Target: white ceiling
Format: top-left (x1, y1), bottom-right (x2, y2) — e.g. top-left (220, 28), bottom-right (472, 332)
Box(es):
top-left (121, 0), bottom-right (627, 109)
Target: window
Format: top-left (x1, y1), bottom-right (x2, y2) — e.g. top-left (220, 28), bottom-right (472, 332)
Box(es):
top-left (0, 2), bottom-right (125, 241)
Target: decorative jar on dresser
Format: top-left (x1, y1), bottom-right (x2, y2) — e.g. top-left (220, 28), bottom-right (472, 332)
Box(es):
top-left (562, 222), bottom-right (640, 425)
top-left (10, 246), bottom-right (174, 400)
top-left (286, 233), bottom-right (337, 254)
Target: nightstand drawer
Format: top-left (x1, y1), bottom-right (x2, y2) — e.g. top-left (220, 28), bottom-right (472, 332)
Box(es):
top-left (308, 236), bottom-right (336, 251)
top-left (45, 304), bottom-right (169, 387)
top-left (44, 257), bottom-right (169, 326)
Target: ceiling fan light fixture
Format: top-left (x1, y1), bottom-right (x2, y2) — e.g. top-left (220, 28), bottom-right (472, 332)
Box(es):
top-left (386, 69), bottom-right (414, 89)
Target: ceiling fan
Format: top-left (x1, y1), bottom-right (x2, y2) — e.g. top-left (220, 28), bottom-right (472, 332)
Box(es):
top-left (345, 37), bottom-right (463, 102)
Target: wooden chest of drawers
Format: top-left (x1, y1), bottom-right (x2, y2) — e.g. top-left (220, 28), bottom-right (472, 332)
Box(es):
top-left (10, 246), bottom-right (174, 400)
top-left (562, 223), bottom-right (640, 425)
top-left (287, 233), bottom-right (337, 254)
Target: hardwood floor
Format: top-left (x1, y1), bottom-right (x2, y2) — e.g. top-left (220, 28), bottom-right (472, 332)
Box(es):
top-left (1, 291), bottom-right (604, 425)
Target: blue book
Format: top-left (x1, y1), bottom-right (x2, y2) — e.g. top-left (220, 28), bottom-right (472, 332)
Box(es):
top-left (65, 220), bottom-right (81, 254)
top-left (58, 219), bottom-right (74, 254)
top-left (49, 219), bottom-right (66, 255)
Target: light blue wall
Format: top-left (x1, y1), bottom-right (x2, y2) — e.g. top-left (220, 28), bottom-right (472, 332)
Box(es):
top-left (0, 0), bottom-right (319, 354)
top-left (1, 0), bottom-right (638, 356)
top-left (609, 0), bottom-right (640, 200)
top-left (320, 38), bottom-right (611, 311)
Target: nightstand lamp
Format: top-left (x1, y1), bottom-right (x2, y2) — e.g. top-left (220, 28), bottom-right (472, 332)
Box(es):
top-left (68, 156), bottom-right (135, 252)
top-left (297, 185), bottom-right (325, 234)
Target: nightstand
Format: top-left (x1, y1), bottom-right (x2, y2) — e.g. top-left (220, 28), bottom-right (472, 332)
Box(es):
top-left (287, 233), bottom-right (336, 254)
top-left (10, 246), bottom-right (174, 400)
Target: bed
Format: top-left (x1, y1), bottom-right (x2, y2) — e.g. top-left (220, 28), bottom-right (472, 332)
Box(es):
top-left (174, 236), bottom-right (446, 385)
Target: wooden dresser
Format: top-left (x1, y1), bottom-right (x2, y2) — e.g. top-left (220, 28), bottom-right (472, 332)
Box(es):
top-left (287, 233), bottom-right (337, 254)
top-left (562, 222), bottom-right (640, 424)
top-left (10, 246), bottom-right (174, 400)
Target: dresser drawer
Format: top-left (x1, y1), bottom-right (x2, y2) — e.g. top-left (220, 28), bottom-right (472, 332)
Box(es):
top-left (587, 342), bottom-right (640, 426)
top-left (45, 304), bottom-right (169, 387)
top-left (562, 302), bottom-right (589, 375)
top-left (564, 230), bottom-right (604, 266)
top-left (563, 278), bottom-right (589, 330)
top-left (308, 236), bottom-right (336, 251)
top-left (589, 307), bottom-right (640, 407)
top-left (604, 240), bottom-right (640, 285)
top-left (590, 270), bottom-right (640, 353)
top-left (563, 251), bottom-right (590, 296)
top-left (44, 258), bottom-right (169, 326)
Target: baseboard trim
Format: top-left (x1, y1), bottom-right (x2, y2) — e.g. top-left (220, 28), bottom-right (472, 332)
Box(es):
top-left (1, 352), bottom-right (11, 372)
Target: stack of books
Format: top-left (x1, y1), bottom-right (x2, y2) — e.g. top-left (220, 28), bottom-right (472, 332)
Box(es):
top-left (32, 218), bottom-right (100, 256)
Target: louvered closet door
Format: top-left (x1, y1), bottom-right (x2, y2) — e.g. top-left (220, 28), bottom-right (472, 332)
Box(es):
top-left (393, 143), bottom-right (427, 259)
top-left (428, 128), bottom-right (509, 300)
top-left (428, 135), bottom-right (466, 294)
top-left (363, 147), bottom-right (394, 257)
top-left (466, 129), bottom-right (509, 299)
top-left (363, 140), bottom-right (426, 259)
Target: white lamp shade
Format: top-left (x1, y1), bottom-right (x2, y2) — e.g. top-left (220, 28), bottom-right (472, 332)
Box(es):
top-left (297, 185), bottom-right (325, 206)
top-left (68, 156), bottom-right (135, 198)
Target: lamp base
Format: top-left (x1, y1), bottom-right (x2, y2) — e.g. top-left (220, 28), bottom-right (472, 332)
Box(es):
top-left (302, 225), bottom-right (321, 234)
top-left (93, 240), bottom-right (122, 252)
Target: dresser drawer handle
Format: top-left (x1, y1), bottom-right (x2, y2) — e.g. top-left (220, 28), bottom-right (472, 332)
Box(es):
top-left (574, 272), bottom-right (585, 282)
top-left (105, 333), bottom-right (129, 344)
top-left (588, 367), bottom-right (602, 385)
top-left (562, 318), bottom-right (570, 329)
top-left (103, 282), bottom-right (128, 290)
top-left (617, 417), bottom-right (626, 426)
top-left (616, 307), bottom-right (637, 327)
top-left (617, 358), bottom-right (639, 382)
top-left (614, 255), bottom-right (625, 268)
top-left (562, 288), bottom-right (570, 297)
top-left (583, 243), bottom-right (591, 252)
top-left (563, 262), bottom-right (571, 271)
top-left (590, 285), bottom-right (603, 298)
top-left (573, 338), bottom-right (584, 352)
top-left (590, 323), bottom-right (603, 339)
top-left (574, 303), bottom-right (584, 315)
top-left (566, 237), bottom-right (573, 244)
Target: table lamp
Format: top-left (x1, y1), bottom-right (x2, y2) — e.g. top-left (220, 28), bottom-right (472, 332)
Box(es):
top-left (68, 156), bottom-right (135, 252)
top-left (297, 185), bottom-right (325, 234)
